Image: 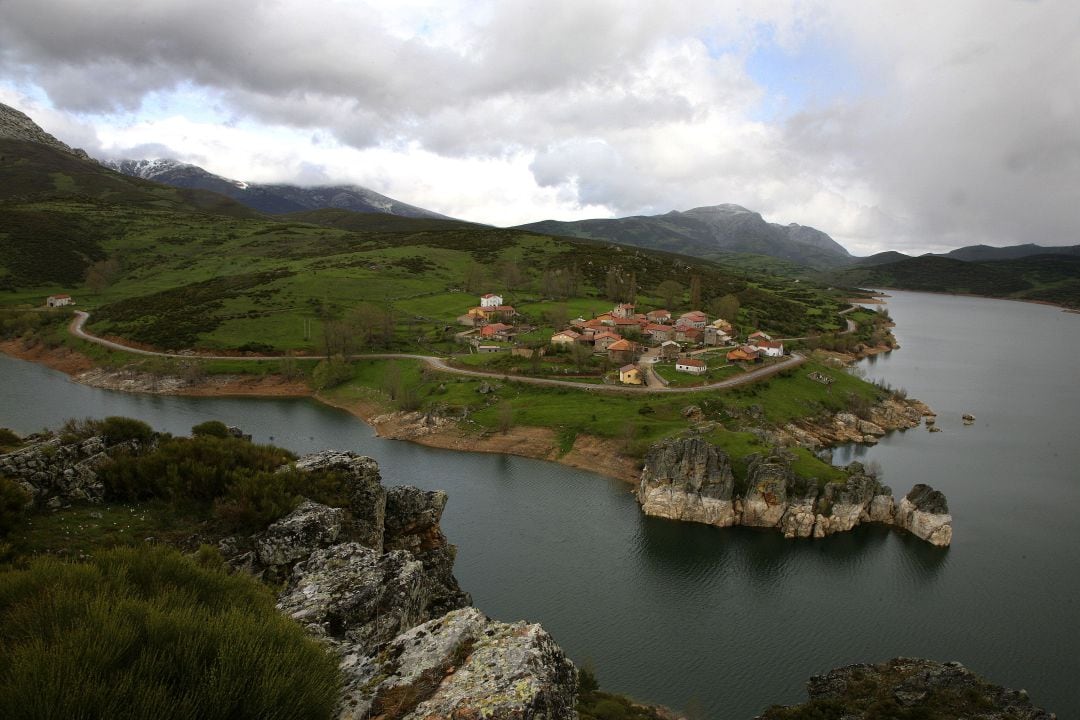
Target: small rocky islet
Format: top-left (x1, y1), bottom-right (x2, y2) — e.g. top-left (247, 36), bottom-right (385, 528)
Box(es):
top-left (1, 431), bottom-right (1053, 717)
top-left (636, 436), bottom-right (953, 546)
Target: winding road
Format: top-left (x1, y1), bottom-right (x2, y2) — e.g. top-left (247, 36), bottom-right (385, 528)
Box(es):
top-left (69, 311), bottom-right (807, 394)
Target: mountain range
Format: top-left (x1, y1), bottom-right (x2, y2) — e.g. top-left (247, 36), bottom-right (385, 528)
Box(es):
top-left (101, 158), bottom-right (450, 219)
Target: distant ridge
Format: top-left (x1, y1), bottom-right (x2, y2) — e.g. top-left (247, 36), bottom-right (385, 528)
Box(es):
top-left (517, 203), bottom-right (853, 269)
top-left (936, 243), bottom-right (1080, 262)
top-left (102, 158), bottom-right (452, 220)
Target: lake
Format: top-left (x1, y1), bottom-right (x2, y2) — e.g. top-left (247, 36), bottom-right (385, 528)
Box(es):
top-left (1, 290), bottom-right (1077, 718)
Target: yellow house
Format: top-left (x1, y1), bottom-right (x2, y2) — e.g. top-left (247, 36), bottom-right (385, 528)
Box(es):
top-left (619, 364), bottom-right (643, 385)
top-left (551, 329), bottom-right (580, 346)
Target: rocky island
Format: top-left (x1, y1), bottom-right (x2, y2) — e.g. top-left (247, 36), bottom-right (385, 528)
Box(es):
top-left (636, 437), bottom-right (952, 546)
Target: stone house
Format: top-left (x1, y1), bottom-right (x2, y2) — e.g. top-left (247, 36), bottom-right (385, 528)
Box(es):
top-left (675, 358), bottom-right (707, 374)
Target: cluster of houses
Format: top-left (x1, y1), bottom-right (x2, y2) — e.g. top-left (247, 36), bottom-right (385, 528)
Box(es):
top-left (458, 293), bottom-right (785, 384)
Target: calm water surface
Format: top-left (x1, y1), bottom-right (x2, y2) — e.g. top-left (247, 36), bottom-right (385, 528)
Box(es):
top-left (1, 290), bottom-right (1077, 718)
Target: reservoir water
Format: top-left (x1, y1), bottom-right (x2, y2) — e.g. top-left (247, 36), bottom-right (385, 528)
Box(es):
top-left (1, 290), bottom-right (1078, 718)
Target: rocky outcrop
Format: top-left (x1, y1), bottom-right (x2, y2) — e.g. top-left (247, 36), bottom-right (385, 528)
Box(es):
top-left (895, 484), bottom-right (953, 547)
top-left (636, 440), bottom-right (952, 546)
top-left (783, 397), bottom-right (935, 448)
top-left (295, 451), bottom-right (387, 551)
top-left (758, 657), bottom-right (1055, 719)
top-left (265, 450), bottom-right (570, 720)
top-left (0, 435), bottom-right (124, 507)
top-left (636, 437), bottom-right (736, 526)
top-left (339, 607), bottom-right (578, 720)
top-left (0, 101), bottom-right (91, 159)
top-left (256, 500), bottom-right (346, 569)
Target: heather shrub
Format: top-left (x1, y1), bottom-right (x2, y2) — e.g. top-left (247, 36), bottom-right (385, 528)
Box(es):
top-left (0, 546), bottom-right (340, 720)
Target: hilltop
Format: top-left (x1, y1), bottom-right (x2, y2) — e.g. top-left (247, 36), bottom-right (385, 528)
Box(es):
top-left (518, 203), bottom-right (853, 269)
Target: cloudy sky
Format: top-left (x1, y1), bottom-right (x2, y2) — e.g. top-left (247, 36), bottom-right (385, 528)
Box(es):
top-left (1, 0), bottom-right (1078, 255)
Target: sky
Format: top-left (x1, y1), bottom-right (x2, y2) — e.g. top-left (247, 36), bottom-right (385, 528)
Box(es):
top-left (1, 0), bottom-right (1078, 256)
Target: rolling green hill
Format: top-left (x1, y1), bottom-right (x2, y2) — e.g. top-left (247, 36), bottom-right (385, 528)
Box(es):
top-left (833, 254), bottom-right (1080, 308)
top-left (0, 139), bottom-right (853, 353)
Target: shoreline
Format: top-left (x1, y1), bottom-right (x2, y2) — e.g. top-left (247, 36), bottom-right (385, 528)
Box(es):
top-left (860, 286), bottom-right (1080, 313)
top-left (0, 336), bottom-right (923, 487)
top-left (0, 339), bottom-right (642, 484)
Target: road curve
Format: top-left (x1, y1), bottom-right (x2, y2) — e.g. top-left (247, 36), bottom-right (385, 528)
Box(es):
top-left (69, 311), bottom-right (806, 395)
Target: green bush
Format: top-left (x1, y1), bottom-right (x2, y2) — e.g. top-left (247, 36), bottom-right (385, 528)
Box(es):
top-left (312, 356), bottom-right (353, 390)
top-left (0, 546), bottom-right (340, 720)
top-left (0, 428), bottom-right (21, 451)
top-left (99, 416), bottom-right (155, 446)
top-left (0, 478), bottom-right (30, 536)
top-left (191, 420), bottom-right (230, 438)
top-left (98, 435), bottom-right (351, 533)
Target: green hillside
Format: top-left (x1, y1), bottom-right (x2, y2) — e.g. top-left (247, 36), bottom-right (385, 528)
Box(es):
top-left (0, 141), bottom-right (854, 353)
top-left (833, 254), bottom-right (1080, 309)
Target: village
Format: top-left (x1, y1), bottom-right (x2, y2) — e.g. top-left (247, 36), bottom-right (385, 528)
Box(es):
top-left (457, 292), bottom-right (786, 388)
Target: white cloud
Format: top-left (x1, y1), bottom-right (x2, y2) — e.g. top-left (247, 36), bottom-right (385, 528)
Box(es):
top-left (2, 0), bottom-right (1078, 255)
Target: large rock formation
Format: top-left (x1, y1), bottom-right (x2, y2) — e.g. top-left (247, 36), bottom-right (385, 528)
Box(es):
top-left (264, 450), bottom-right (574, 720)
top-left (339, 607), bottom-right (578, 720)
top-left (637, 439), bottom-right (951, 546)
top-left (636, 437), bottom-right (736, 526)
top-left (757, 657), bottom-right (1055, 719)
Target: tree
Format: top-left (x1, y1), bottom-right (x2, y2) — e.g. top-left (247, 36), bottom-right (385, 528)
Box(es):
top-left (689, 275), bottom-right (702, 310)
top-left (544, 303), bottom-right (570, 330)
top-left (709, 293), bottom-right (740, 323)
top-left (497, 401), bottom-right (514, 434)
top-left (499, 260), bottom-right (523, 291)
top-left (655, 280), bottom-right (683, 309)
top-left (463, 264), bottom-right (485, 293)
top-left (570, 342), bottom-right (593, 372)
top-left (383, 361), bottom-right (403, 400)
top-left (84, 257), bottom-right (122, 292)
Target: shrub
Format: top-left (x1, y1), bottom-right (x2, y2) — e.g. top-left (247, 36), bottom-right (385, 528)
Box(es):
top-left (191, 420), bottom-right (230, 438)
top-left (0, 546), bottom-right (340, 720)
top-left (312, 356), bottom-right (353, 390)
top-left (0, 428), bottom-right (21, 451)
top-left (99, 416), bottom-right (155, 446)
top-left (0, 478), bottom-right (31, 537)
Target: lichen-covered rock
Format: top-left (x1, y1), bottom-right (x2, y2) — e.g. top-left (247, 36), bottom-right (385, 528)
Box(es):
top-left (339, 607), bottom-right (578, 720)
top-left (256, 500), bottom-right (345, 569)
top-left (278, 542), bottom-right (431, 649)
top-left (814, 474), bottom-right (891, 536)
top-left (779, 476), bottom-right (819, 539)
top-left (741, 452), bottom-right (795, 528)
top-left (637, 437), bottom-right (736, 527)
top-left (757, 657), bottom-right (1055, 719)
top-left (384, 485), bottom-right (449, 554)
top-left (0, 435), bottom-right (119, 506)
top-left (895, 484), bottom-right (953, 547)
top-left (294, 451), bottom-right (386, 550)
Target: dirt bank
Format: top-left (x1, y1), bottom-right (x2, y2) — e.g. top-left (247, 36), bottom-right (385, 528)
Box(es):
top-left (316, 393), bottom-right (641, 484)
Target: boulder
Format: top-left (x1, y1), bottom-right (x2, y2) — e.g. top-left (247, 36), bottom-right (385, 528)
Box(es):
top-left (384, 485), bottom-right (449, 554)
top-left (895, 484), bottom-right (952, 546)
top-left (256, 500), bottom-right (345, 569)
top-left (294, 451), bottom-right (386, 550)
top-left (636, 437), bottom-right (736, 527)
top-left (339, 607), bottom-right (578, 720)
top-left (278, 542), bottom-right (433, 649)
